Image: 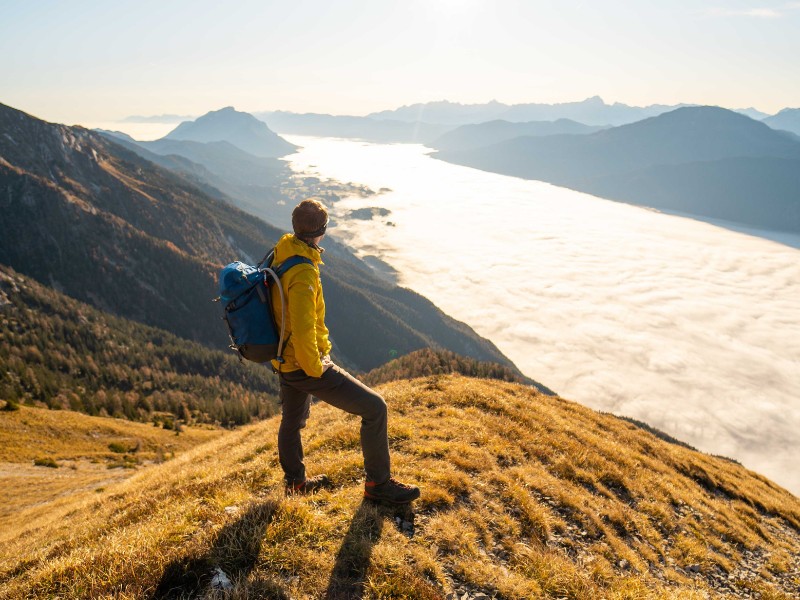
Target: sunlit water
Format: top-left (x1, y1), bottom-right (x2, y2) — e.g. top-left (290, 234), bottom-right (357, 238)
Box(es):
top-left (284, 135), bottom-right (800, 495)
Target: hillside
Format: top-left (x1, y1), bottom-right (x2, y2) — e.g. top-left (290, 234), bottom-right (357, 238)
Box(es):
top-left (0, 265), bottom-right (279, 426)
top-left (1, 375), bottom-right (797, 599)
top-left (164, 107), bottom-right (298, 158)
top-left (584, 156), bottom-right (800, 230)
top-left (435, 106), bottom-right (800, 233)
top-left (0, 101), bottom-right (527, 375)
top-left (0, 404), bottom-right (221, 525)
top-left (97, 133), bottom-right (297, 227)
top-left (362, 347), bottom-right (555, 395)
top-left (96, 130), bottom-right (365, 231)
top-left (0, 101), bottom-right (277, 350)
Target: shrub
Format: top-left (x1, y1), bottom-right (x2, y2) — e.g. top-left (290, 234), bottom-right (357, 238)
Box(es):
top-left (33, 457), bottom-right (59, 468)
top-left (108, 442), bottom-right (128, 453)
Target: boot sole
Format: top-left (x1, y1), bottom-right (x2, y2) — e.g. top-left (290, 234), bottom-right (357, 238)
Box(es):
top-left (364, 491), bottom-right (420, 504)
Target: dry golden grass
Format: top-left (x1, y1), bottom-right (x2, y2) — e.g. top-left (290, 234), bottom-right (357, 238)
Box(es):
top-left (1, 375), bottom-right (798, 599)
top-left (0, 405), bottom-right (221, 528)
top-left (0, 404), bottom-right (221, 463)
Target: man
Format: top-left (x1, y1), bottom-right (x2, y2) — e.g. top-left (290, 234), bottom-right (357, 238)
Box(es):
top-left (270, 199), bottom-right (420, 504)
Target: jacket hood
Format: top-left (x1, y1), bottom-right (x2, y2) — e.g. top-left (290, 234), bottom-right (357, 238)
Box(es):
top-left (273, 233), bottom-right (324, 266)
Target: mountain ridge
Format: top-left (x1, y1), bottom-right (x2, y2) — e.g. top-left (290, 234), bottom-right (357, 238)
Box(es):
top-left (763, 107), bottom-right (800, 137)
top-left (434, 106), bottom-right (800, 233)
top-left (431, 118), bottom-right (607, 152)
top-left (368, 96), bottom-right (697, 127)
top-left (256, 110), bottom-right (453, 144)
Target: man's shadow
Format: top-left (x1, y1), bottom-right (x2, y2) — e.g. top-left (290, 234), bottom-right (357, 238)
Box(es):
top-left (324, 499), bottom-right (384, 600)
top-left (324, 499), bottom-right (415, 600)
top-left (151, 496), bottom-right (412, 599)
top-left (151, 499), bottom-right (280, 599)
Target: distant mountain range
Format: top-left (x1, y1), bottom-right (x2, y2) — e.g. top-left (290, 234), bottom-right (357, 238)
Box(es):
top-left (430, 119), bottom-right (607, 152)
top-left (121, 99), bottom-right (797, 147)
top-left (108, 102), bottom-right (800, 235)
top-left (255, 111), bottom-right (451, 144)
top-left (248, 98), bottom-right (668, 142)
top-left (164, 106), bottom-right (298, 157)
top-left (0, 102), bottom-right (528, 378)
top-left (434, 106), bottom-right (800, 233)
top-left (367, 97), bottom-right (795, 130)
top-left (251, 99), bottom-right (796, 146)
top-left (368, 96), bottom-right (693, 127)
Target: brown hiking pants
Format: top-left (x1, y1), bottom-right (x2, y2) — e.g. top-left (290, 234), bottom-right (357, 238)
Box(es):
top-left (277, 364), bottom-right (391, 485)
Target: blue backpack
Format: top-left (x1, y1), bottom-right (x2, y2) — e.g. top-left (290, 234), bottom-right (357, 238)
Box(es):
top-left (217, 251), bottom-right (313, 364)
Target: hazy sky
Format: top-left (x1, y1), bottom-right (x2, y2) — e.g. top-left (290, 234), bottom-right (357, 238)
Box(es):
top-left (1, 0), bottom-right (799, 123)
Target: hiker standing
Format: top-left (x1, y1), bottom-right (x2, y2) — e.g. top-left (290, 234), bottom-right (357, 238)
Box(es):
top-left (270, 199), bottom-right (420, 504)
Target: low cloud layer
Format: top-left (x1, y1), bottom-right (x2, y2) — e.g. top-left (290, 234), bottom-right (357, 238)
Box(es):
top-left (287, 136), bottom-right (800, 495)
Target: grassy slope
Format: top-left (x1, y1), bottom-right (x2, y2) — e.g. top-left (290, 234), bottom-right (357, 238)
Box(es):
top-left (1, 376), bottom-right (798, 599)
top-left (0, 405), bottom-right (221, 528)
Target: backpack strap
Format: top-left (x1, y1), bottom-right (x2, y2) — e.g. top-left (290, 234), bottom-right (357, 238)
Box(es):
top-left (274, 255), bottom-right (314, 277)
top-left (261, 255), bottom-right (315, 372)
top-left (256, 248), bottom-right (274, 270)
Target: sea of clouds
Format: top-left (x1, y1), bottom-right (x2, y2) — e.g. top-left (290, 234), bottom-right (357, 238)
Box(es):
top-left (286, 136), bottom-right (800, 495)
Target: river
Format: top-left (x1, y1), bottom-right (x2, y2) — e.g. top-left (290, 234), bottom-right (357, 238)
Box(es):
top-left (283, 135), bottom-right (800, 495)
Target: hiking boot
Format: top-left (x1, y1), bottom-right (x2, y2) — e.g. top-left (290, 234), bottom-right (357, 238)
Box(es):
top-left (285, 474), bottom-right (330, 495)
top-left (364, 477), bottom-right (420, 504)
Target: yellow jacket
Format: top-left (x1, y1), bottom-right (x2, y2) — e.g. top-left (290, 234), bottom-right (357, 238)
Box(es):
top-left (269, 233), bottom-right (332, 376)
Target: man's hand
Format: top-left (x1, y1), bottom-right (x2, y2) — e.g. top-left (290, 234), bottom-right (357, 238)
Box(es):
top-left (321, 354), bottom-right (334, 373)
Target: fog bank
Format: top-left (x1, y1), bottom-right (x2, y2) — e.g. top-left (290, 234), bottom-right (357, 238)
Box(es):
top-left (286, 136), bottom-right (800, 495)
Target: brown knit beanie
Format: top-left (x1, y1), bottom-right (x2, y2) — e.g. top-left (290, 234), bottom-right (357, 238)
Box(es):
top-left (292, 199), bottom-right (329, 239)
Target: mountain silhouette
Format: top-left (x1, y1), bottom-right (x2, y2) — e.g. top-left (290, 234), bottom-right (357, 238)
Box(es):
top-left (164, 106), bottom-right (298, 158)
top-left (763, 107), bottom-right (800, 137)
top-left (368, 99), bottom-right (509, 125)
top-left (256, 111), bottom-right (452, 144)
top-left (369, 97), bottom-right (693, 126)
top-left (431, 118), bottom-right (606, 152)
top-left (734, 107), bottom-right (770, 120)
top-left (435, 106), bottom-right (800, 232)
